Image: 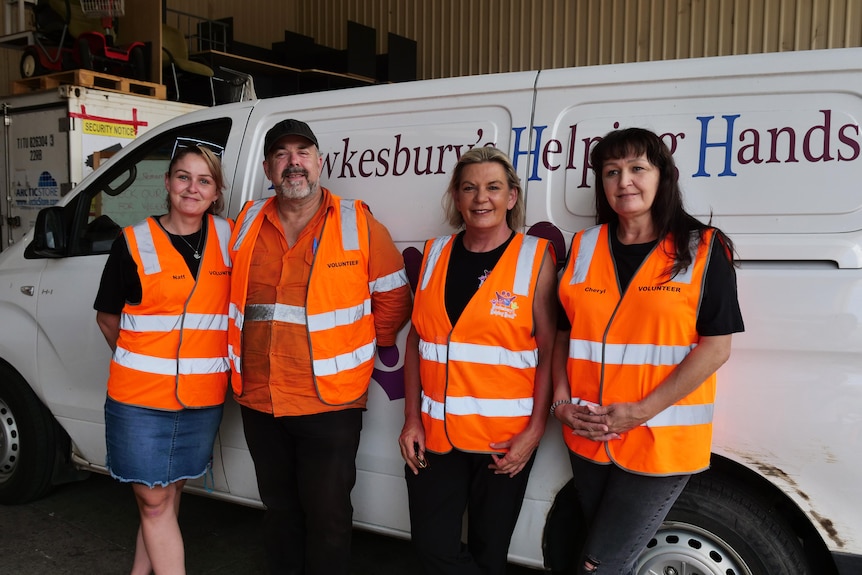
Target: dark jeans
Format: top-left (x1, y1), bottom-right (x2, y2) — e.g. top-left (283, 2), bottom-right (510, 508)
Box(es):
top-left (240, 405), bottom-right (363, 575)
top-left (569, 453), bottom-right (689, 575)
top-left (406, 449), bottom-right (536, 575)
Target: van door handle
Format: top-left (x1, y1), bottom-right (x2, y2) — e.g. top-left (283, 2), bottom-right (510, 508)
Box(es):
top-left (20, 286), bottom-right (34, 296)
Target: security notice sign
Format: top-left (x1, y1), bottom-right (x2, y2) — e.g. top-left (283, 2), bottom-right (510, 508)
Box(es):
top-left (1, 87), bottom-right (200, 248)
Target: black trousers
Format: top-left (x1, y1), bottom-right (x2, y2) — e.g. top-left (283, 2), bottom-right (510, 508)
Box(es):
top-left (568, 453), bottom-right (690, 575)
top-left (240, 405), bottom-right (363, 575)
top-left (406, 449), bottom-right (536, 575)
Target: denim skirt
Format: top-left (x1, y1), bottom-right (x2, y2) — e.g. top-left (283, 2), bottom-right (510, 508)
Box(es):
top-left (104, 396), bottom-right (224, 488)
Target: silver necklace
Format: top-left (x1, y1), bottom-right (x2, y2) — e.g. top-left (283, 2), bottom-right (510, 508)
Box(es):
top-left (176, 229), bottom-right (204, 260)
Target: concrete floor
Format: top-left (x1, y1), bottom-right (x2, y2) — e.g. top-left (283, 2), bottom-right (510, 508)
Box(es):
top-left (0, 472), bottom-right (543, 574)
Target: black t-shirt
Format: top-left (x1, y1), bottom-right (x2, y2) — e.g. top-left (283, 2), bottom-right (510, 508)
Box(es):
top-left (444, 230), bottom-right (516, 325)
top-left (93, 216), bottom-right (207, 315)
top-left (558, 225), bottom-right (744, 336)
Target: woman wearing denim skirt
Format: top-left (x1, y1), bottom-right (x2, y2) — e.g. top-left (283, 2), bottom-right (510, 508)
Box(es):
top-left (94, 143), bottom-right (232, 575)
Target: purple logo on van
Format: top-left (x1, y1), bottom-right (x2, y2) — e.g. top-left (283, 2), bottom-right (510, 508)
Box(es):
top-left (373, 345), bottom-right (404, 400)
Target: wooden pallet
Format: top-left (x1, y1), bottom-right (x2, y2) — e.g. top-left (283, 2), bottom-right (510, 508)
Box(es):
top-left (12, 69), bottom-right (166, 100)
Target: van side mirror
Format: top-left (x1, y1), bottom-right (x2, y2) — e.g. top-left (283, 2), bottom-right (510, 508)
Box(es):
top-left (24, 206), bottom-right (68, 259)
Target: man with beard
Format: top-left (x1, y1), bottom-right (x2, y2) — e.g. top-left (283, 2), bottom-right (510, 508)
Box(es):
top-left (227, 119), bottom-right (412, 574)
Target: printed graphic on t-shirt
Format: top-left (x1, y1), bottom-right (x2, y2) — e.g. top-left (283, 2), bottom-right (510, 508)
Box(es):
top-left (490, 289), bottom-right (518, 319)
top-left (478, 269), bottom-right (491, 287)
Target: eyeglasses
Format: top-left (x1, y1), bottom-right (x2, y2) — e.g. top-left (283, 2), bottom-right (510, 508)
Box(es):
top-left (171, 137), bottom-right (225, 158)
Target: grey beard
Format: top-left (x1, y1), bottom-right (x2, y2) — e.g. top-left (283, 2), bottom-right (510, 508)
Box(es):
top-left (277, 179), bottom-right (316, 200)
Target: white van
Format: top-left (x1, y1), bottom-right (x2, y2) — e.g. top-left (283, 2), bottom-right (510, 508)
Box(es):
top-left (1, 47), bottom-right (860, 575)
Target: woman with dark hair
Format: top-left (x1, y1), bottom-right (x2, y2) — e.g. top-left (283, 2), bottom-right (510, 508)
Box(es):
top-left (94, 144), bottom-right (232, 574)
top-left (551, 128), bottom-right (744, 574)
top-left (399, 146), bottom-right (557, 574)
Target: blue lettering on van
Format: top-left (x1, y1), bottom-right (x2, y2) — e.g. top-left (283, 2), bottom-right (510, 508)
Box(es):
top-left (693, 115), bottom-right (741, 177)
top-left (510, 109), bottom-right (861, 183)
top-left (511, 125), bottom-right (547, 181)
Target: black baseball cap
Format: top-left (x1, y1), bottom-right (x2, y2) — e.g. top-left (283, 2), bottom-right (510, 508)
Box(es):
top-left (263, 119), bottom-right (319, 156)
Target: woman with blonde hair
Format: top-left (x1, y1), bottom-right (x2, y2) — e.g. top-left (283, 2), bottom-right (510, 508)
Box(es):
top-left (399, 146), bottom-right (557, 574)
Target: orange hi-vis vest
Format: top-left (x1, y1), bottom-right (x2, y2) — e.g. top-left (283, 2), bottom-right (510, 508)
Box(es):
top-left (108, 215), bottom-right (232, 410)
top-left (413, 233), bottom-right (549, 454)
top-left (559, 224), bottom-right (717, 475)
top-left (228, 194), bottom-right (408, 405)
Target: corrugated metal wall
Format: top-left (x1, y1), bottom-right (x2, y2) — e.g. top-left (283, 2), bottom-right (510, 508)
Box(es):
top-left (1, 0), bottom-right (861, 91)
top-left (162, 0), bottom-right (299, 48)
top-left (292, 0), bottom-right (862, 79)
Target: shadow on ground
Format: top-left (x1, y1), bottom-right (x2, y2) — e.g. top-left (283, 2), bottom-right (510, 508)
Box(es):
top-left (0, 473), bottom-right (542, 574)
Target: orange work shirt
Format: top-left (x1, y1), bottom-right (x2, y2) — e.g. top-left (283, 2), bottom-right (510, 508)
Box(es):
top-left (236, 191), bottom-right (411, 416)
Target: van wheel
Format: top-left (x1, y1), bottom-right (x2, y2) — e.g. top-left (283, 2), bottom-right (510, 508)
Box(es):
top-left (0, 365), bottom-right (59, 504)
top-left (637, 475), bottom-right (811, 575)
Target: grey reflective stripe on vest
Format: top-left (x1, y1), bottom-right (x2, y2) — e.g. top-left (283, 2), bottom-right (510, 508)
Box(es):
top-left (130, 220), bottom-right (160, 275)
top-left (113, 346), bottom-right (229, 376)
top-left (229, 302), bottom-right (244, 330)
top-left (370, 268), bottom-right (409, 294)
top-left (228, 343), bottom-right (241, 374)
top-left (309, 299), bottom-right (371, 331)
top-left (569, 226), bottom-right (703, 284)
top-left (419, 339), bottom-right (538, 370)
top-left (514, 234), bottom-right (540, 296)
top-left (244, 300), bottom-right (371, 332)
top-left (569, 338), bottom-right (696, 366)
top-left (241, 300), bottom-right (375, 376)
top-left (212, 216), bottom-right (233, 268)
top-left (232, 199), bottom-right (268, 251)
top-left (245, 302), bottom-right (306, 325)
top-left (233, 198), bottom-right (360, 252)
top-left (419, 236), bottom-right (450, 291)
top-left (420, 392), bottom-right (534, 420)
top-left (312, 339), bottom-right (377, 376)
top-left (672, 231), bottom-right (702, 284)
top-left (420, 234), bottom-right (538, 294)
top-left (340, 200), bottom-right (360, 251)
top-left (418, 339), bottom-right (448, 364)
top-left (569, 225), bottom-right (602, 285)
top-left (121, 313), bottom-right (180, 332)
top-left (133, 216), bottom-right (231, 272)
top-left (450, 341), bottom-right (538, 369)
top-left (120, 312), bottom-right (228, 332)
top-left (420, 392), bottom-right (445, 420)
top-left (646, 403), bottom-right (714, 427)
top-left (571, 396), bottom-right (713, 427)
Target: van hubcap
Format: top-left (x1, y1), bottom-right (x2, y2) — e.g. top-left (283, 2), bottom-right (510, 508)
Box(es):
top-left (0, 398), bottom-right (19, 482)
top-left (637, 522), bottom-right (752, 575)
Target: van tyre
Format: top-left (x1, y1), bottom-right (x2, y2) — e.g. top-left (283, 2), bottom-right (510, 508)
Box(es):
top-left (0, 365), bottom-right (60, 504)
top-left (637, 474), bottom-right (811, 575)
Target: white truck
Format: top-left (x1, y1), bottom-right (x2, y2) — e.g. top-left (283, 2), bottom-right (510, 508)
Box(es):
top-left (1, 85), bottom-right (201, 248)
top-left (0, 47), bottom-right (860, 575)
